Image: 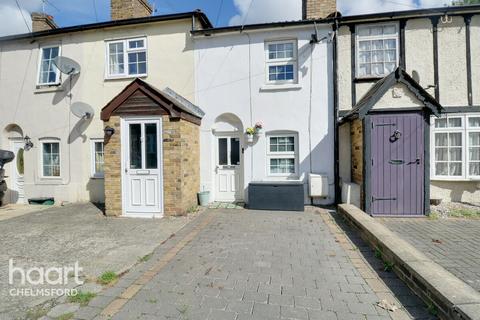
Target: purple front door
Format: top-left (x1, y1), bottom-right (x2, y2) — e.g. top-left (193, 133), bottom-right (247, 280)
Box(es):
top-left (370, 113), bottom-right (425, 216)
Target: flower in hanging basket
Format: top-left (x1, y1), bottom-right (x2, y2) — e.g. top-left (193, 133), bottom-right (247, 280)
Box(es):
top-left (246, 127), bottom-right (256, 135)
top-left (254, 122), bottom-right (263, 134)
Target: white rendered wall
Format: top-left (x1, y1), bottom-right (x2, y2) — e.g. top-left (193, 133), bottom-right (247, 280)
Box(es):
top-left (194, 26), bottom-right (335, 204)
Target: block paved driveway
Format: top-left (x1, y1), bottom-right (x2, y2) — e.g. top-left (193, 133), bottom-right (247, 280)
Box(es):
top-left (380, 218), bottom-right (480, 292)
top-left (76, 209), bottom-right (434, 320)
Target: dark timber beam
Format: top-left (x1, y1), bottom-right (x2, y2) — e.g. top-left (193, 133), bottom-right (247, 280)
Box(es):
top-left (465, 15), bottom-right (473, 106)
top-left (349, 25), bottom-right (356, 107)
top-left (399, 19), bottom-right (407, 69)
top-left (430, 16), bottom-right (440, 102)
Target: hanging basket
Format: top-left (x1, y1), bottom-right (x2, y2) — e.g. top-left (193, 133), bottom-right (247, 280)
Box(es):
top-left (246, 134), bottom-right (254, 143)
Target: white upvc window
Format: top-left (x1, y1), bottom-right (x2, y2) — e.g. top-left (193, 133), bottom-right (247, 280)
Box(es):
top-left (91, 139), bottom-right (105, 178)
top-left (106, 37), bottom-right (147, 79)
top-left (431, 113), bottom-right (480, 180)
top-left (356, 24), bottom-right (399, 78)
top-left (266, 133), bottom-right (298, 176)
top-left (37, 45), bottom-right (61, 85)
top-left (265, 40), bottom-right (297, 84)
top-left (41, 140), bottom-right (61, 178)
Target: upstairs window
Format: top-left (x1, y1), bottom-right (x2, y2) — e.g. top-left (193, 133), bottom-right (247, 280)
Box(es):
top-left (356, 24), bottom-right (398, 78)
top-left (106, 38), bottom-right (147, 78)
top-left (432, 114), bottom-right (480, 180)
top-left (265, 40), bottom-right (297, 84)
top-left (38, 46), bottom-right (61, 85)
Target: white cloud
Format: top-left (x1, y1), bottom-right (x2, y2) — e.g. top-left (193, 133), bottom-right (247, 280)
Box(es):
top-left (0, 0), bottom-right (42, 36)
top-left (338, 0), bottom-right (452, 16)
top-left (229, 0), bottom-right (301, 26)
top-left (228, 0), bottom-right (455, 25)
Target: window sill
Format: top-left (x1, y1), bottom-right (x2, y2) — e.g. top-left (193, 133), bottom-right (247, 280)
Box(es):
top-left (36, 178), bottom-right (63, 185)
top-left (90, 176), bottom-right (105, 180)
top-left (34, 86), bottom-right (63, 94)
top-left (260, 84), bottom-right (302, 92)
top-left (354, 77), bottom-right (385, 83)
top-left (255, 178), bottom-right (302, 184)
top-left (105, 74), bottom-right (147, 81)
top-left (431, 177), bottom-right (480, 182)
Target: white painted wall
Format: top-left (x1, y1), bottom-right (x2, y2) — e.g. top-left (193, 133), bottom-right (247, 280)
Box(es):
top-left (438, 16), bottom-right (468, 106)
top-left (337, 26), bottom-right (352, 111)
top-left (372, 84), bottom-right (424, 109)
top-left (405, 18), bottom-right (435, 97)
top-left (0, 19), bottom-right (196, 205)
top-left (194, 25), bottom-right (335, 204)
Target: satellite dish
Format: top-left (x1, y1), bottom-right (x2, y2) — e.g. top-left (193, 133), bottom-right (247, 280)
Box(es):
top-left (53, 56), bottom-right (81, 75)
top-left (71, 102), bottom-right (94, 120)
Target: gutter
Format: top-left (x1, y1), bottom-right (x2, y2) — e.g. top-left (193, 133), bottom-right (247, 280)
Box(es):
top-left (191, 18), bottom-right (334, 37)
top-left (338, 4), bottom-right (480, 25)
top-left (0, 11), bottom-right (213, 43)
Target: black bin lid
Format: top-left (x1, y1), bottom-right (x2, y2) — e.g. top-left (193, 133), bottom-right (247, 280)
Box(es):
top-left (0, 150), bottom-right (15, 167)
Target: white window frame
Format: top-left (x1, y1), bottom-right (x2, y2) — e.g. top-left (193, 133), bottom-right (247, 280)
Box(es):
top-left (37, 45), bottom-right (61, 86)
top-left (91, 139), bottom-right (105, 179)
top-left (105, 37), bottom-right (148, 79)
top-left (355, 23), bottom-right (399, 79)
top-left (266, 133), bottom-right (298, 177)
top-left (431, 113), bottom-right (480, 181)
top-left (40, 139), bottom-right (61, 179)
top-left (265, 39), bottom-right (298, 85)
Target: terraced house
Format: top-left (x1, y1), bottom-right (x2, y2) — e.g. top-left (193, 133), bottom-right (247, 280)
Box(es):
top-left (336, 4), bottom-right (480, 216)
top-left (193, 3), bottom-right (336, 208)
top-left (0, 0), bottom-right (212, 217)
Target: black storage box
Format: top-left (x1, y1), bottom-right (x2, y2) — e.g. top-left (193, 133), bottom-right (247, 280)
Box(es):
top-left (248, 181), bottom-right (304, 211)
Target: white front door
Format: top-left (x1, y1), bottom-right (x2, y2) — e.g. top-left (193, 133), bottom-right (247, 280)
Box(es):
top-left (10, 140), bottom-right (25, 204)
top-left (215, 135), bottom-right (243, 202)
top-left (122, 118), bottom-right (163, 217)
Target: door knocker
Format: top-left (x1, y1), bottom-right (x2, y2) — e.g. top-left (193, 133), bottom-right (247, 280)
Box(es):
top-left (389, 130), bottom-right (402, 142)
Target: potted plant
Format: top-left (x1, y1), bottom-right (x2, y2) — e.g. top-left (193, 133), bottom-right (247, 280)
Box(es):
top-left (254, 122), bottom-right (263, 134)
top-left (246, 127), bottom-right (256, 143)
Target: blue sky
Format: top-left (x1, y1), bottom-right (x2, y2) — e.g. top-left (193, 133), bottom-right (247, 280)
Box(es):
top-left (50, 0), bottom-right (239, 28)
top-left (1, 0), bottom-right (453, 36)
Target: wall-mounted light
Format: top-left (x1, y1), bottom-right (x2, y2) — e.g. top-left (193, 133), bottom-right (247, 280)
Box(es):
top-left (24, 136), bottom-right (34, 151)
top-left (104, 126), bottom-right (115, 137)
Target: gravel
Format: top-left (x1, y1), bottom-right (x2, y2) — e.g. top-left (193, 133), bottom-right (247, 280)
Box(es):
top-left (431, 201), bottom-right (480, 219)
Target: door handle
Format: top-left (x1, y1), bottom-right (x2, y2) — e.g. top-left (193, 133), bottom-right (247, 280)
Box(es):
top-left (406, 158), bottom-right (421, 165)
top-left (388, 160), bottom-right (404, 165)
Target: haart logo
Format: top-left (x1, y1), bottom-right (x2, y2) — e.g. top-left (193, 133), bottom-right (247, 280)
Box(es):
top-left (8, 259), bottom-right (84, 297)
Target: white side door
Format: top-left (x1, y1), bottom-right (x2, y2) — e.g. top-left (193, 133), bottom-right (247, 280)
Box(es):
top-left (10, 140), bottom-right (25, 204)
top-left (215, 136), bottom-right (243, 202)
top-left (122, 118), bottom-right (163, 217)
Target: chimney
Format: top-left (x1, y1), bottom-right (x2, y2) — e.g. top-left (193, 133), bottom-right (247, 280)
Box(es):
top-left (31, 12), bottom-right (58, 32)
top-left (302, 0), bottom-right (337, 19)
top-left (111, 0), bottom-right (153, 20)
